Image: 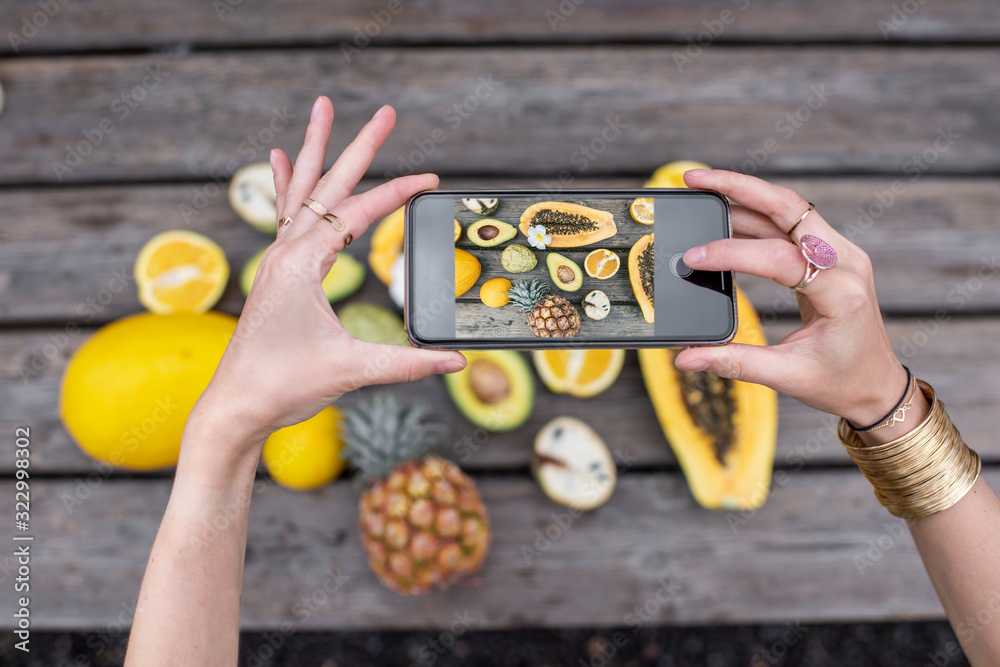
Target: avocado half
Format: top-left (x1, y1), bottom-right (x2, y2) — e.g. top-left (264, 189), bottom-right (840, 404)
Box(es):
top-left (444, 350), bottom-right (534, 431)
top-left (467, 219), bottom-right (517, 248)
top-left (546, 252), bottom-right (583, 291)
top-left (241, 246), bottom-right (365, 303)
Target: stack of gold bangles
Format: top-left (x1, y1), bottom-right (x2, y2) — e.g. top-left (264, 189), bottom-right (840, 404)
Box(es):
top-left (838, 379), bottom-right (981, 519)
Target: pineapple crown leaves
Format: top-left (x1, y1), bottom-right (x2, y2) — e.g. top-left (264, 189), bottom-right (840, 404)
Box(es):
top-left (342, 392), bottom-right (448, 480)
top-left (507, 279), bottom-right (551, 313)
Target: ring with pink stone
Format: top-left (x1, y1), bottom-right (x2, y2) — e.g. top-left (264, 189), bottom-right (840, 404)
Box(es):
top-left (793, 234), bottom-right (837, 290)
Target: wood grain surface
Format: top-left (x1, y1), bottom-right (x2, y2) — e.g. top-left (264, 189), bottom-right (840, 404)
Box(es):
top-left (2, 177), bottom-right (999, 326)
top-left (1, 48), bottom-right (998, 184)
top-left (4, 469), bottom-right (986, 630)
top-left (2, 0), bottom-right (999, 53)
top-left (5, 317), bottom-right (999, 475)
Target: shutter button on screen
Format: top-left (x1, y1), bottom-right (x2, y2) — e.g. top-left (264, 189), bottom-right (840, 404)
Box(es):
top-left (670, 253), bottom-right (693, 278)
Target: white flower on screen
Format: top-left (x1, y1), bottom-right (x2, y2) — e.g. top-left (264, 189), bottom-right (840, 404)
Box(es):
top-left (526, 225), bottom-right (552, 249)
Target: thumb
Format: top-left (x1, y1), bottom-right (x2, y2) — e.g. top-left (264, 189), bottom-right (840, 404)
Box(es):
top-left (674, 343), bottom-right (789, 392)
top-left (345, 341), bottom-right (467, 388)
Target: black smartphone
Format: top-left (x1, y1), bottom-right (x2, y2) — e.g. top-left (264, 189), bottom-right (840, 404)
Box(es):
top-left (404, 189), bottom-right (735, 349)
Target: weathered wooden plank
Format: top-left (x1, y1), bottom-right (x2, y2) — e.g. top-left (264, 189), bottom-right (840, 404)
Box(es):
top-left (1, 176), bottom-right (999, 326)
top-left (3, 317), bottom-right (999, 474)
top-left (1, 48), bottom-right (998, 183)
top-left (4, 470), bottom-right (982, 630)
top-left (2, 0), bottom-right (998, 53)
top-left (456, 301), bottom-right (653, 338)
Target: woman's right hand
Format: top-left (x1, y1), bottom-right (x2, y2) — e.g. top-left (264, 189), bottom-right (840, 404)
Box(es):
top-left (674, 169), bottom-right (908, 427)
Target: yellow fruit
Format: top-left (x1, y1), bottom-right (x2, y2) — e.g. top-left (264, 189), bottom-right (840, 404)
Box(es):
top-left (531, 349), bottom-right (626, 399)
top-left (480, 277), bottom-right (512, 307)
top-left (262, 406), bottom-right (347, 490)
top-left (629, 197), bottom-right (654, 225)
top-left (584, 249), bottom-right (621, 279)
top-left (644, 160), bottom-right (711, 189)
top-left (454, 219), bottom-right (461, 243)
top-left (455, 248), bottom-right (481, 297)
top-left (369, 207), bottom-right (405, 285)
top-left (59, 312), bottom-right (237, 470)
top-left (134, 230), bottom-right (230, 314)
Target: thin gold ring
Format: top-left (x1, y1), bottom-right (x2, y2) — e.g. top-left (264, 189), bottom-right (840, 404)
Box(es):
top-left (786, 202), bottom-right (815, 241)
top-left (277, 216), bottom-right (293, 229)
top-left (302, 197), bottom-right (329, 217)
top-left (325, 213), bottom-right (346, 232)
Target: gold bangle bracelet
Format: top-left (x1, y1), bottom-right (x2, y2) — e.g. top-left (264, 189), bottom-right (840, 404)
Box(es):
top-left (838, 380), bottom-right (981, 520)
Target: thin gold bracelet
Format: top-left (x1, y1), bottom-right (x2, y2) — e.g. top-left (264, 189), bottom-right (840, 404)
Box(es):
top-left (838, 380), bottom-right (981, 519)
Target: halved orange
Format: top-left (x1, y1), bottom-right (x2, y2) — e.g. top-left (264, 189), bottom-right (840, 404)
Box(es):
top-left (532, 349), bottom-right (626, 398)
top-left (134, 230), bottom-right (229, 314)
top-left (629, 197), bottom-right (655, 225)
top-left (454, 219), bottom-right (462, 243)
top-left (584, 249), bottom-right (620, 279)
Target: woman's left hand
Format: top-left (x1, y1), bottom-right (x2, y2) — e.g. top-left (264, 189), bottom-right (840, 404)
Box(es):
top-left (191, 96), bottom-right (466, 453)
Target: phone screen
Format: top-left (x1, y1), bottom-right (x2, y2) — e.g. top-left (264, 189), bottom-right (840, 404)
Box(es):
top-left (406, 190), bottom-right (734, 349)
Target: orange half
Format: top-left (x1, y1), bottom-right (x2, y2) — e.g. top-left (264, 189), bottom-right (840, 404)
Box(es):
top-left (134, 230), bottom-right (229, 314)
top-left (532, 349), bottom-right (626, 398)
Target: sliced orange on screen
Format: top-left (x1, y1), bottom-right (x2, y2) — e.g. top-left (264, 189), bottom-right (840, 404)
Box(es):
top-left (134, 230), bottom-right (230, 314)
top-left (532, 349), bottom-right (626, 399)
top-left (454, 219), bottom-right (462, 243)
top-left (629, 197), bottom-right (655, 225)
top-left (584, 249), bottom-right (621, 279)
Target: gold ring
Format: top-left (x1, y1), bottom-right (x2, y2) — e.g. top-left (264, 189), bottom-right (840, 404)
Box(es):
top-left (277, 216), bottom-right (293, 229)
top-left (302, 197), bottom-right (329, 217)
top-left (343, 233), bottom-right (354, 246)
top-left (324, 213), bottom-right (346, 232)
top-left (786, 202), bottom-right (815, 241)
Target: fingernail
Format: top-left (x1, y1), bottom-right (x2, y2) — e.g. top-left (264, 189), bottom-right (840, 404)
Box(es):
top-left (373, 104), bottom-right (389, 120)
top-left (269, 149), bottom-right (277, 171)
top-left (681, 358), bottom-right (711, 371)
top-left (311, 97), bottom-right (322, 120)
top-left (435, 359), bottom-right (466, 375)
top-left (685, 169), bottom-right (710, 178)
top-left (684, 246), bottom-right (706, 264)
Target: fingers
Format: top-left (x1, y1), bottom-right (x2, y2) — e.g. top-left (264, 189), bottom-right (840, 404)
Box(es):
top-left (674, 342), bottom-right (793, 391)
top-left (283, 96), bottom-right (334, 219)
top-left (270, 149), bottom-right (293, 222)
top-left (339, 340), bottom-right (466, 390)
top-left (312, 105), bottom-right (397, 208)
top-left (685, 169), bottom-right (835, 239)
top-left (731, 205), bottom-right (787, 240)
top-left (683, 237), bottom-right (845, 316)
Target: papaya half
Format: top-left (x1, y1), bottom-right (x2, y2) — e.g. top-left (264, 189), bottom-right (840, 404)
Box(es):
top-left (628, 233), bottom-right (654, 323)
top-left (518, 202), bottom-right (617, 248)
top-left (637, 287), bottom-right (777, 510)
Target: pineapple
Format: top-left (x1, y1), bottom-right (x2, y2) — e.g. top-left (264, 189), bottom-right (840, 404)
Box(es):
top-left (343, 393), bottom-right (491, 595)
top-left (507, 279), bottom-right (581, 337)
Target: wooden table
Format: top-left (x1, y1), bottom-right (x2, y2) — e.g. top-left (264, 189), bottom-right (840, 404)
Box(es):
top-left (2, 0), bottom-right (1000, 634)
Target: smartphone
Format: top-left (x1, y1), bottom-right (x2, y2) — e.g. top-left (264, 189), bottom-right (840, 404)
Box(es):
top-left (404, 189), bottom-right (735, 349)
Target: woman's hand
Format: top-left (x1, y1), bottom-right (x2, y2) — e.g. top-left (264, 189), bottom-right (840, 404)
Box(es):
top-left (675, 169), bottom-right (906, 426)
top-left (190, 96), bottom-right (466, 453)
